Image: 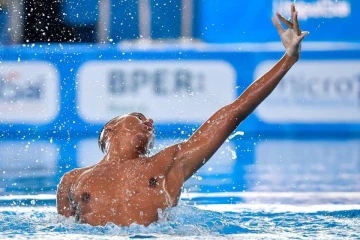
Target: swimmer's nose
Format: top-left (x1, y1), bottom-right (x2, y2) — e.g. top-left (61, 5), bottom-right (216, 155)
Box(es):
top-left (147, 118), bottom-right (154, 124)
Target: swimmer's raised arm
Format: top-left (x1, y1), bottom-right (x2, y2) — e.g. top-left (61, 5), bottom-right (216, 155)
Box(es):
top-left (172, 4), bottom-right (308, 180)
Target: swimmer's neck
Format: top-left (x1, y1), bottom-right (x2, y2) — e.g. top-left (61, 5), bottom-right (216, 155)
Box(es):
top-left (101, 142), bottom-right (147, 163)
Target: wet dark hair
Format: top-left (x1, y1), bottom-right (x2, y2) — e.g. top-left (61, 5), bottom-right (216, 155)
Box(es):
top-left (98, 125), bottom-right (106, 154)
top-left (98, 116), bottom-right (122, 153)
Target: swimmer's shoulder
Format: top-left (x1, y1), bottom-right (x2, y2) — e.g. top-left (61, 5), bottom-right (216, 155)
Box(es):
top-left (60, 166), bottom-right (94, 185)
top-left (57, 166), bottom-right (94, 215)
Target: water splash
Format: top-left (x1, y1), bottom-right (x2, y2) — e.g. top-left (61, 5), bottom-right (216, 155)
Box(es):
top-left (1, 205), bottom-right (359, 239)
top-left (226, 146), bottom-right (237, 160)
top-left (228, 131), bottom-right (244, 140)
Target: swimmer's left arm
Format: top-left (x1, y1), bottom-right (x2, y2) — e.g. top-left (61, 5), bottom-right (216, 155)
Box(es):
top-left (171, 4), bottom-right (308, 181)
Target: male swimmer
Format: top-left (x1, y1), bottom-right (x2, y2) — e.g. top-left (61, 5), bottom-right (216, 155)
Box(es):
top-left (57, 4), bottom-right (308, 226)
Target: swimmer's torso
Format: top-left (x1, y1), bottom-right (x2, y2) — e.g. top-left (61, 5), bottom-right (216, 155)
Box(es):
top-left (71, 152), bottom-right (184, 226)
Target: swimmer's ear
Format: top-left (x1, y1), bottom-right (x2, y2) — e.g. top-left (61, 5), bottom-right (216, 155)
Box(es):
top-left (104, 124), bottom-right (116, 140)
top-left (105, 124), bottom-right (115, 132)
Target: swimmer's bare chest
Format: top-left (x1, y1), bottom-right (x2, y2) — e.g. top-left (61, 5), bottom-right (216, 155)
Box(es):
top-left (71, 157), bottom-right (184, 226)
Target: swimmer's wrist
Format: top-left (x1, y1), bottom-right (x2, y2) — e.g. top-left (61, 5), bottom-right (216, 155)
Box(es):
top-left (284, 53), bottom-right (299, 65)
top-left (285, 43), bottom-right (301, 61)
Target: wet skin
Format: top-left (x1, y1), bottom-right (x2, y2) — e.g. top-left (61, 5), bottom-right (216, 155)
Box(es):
top-left (57, 4), bottom-right (308, 226)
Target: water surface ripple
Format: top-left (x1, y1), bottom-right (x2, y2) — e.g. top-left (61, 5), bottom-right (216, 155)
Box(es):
top-left (1, 205), bottom-right (359, 239)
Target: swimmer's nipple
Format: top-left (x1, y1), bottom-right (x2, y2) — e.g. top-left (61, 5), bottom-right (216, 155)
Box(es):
top-left (81, 192), bottom-right (91, 202)
top-left (148, 177), bottom-right (158, 187)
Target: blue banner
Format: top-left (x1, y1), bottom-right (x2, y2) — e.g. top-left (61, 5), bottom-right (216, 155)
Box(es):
top-left (196, 0), bottom-right (360, 43)
top-left (1, 43), bottom-right (360, 137)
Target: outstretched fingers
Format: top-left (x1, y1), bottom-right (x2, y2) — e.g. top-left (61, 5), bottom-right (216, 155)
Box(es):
top-left (272, 16), bottom-right (285, 35)
top-left (276, 12), bottom-right (293, 29)
top-left (290, 3), bottom-right (296, 17)
top-left (298, 31), bottom-right (309, 41)
top-left (295, 31), bottom-right (309, 44)
top-left (291, 5), bottom-right (301, 35)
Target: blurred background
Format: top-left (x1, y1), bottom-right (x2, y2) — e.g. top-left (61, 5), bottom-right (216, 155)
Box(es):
top-left (0, 0), bottom-right (359, 205)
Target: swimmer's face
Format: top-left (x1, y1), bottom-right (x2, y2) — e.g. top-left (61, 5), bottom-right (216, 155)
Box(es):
top-left (101, 113), bottom-right (155, 154)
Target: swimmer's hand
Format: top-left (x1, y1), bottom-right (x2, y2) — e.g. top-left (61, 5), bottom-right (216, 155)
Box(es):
top-left (272, 3), bottom-right (309, 58)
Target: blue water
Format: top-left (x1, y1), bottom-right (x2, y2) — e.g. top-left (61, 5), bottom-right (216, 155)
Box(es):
top-left (1, 136), bottom-right (360, 239)
top-left (1, 205), bottom-right (359, 239)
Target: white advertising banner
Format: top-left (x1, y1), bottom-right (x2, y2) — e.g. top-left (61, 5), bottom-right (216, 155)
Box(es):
top-left (0, 61), bottom-right (59, 123)
top-left (273, 0), bottom-right (351, 21)
top-left (77, 61), bottom-right (236, 123)
top-left (254, 61), bottom-right (360, 123)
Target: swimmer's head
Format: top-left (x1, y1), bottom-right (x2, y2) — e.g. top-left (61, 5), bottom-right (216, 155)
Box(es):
top-left (98, 113), bottom-right (155, 155)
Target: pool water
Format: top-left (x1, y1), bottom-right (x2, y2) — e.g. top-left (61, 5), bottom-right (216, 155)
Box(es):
top-left (1, 136), bottom-right (360, 239)
top-left (1, 204), bottom-right (359, 239)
